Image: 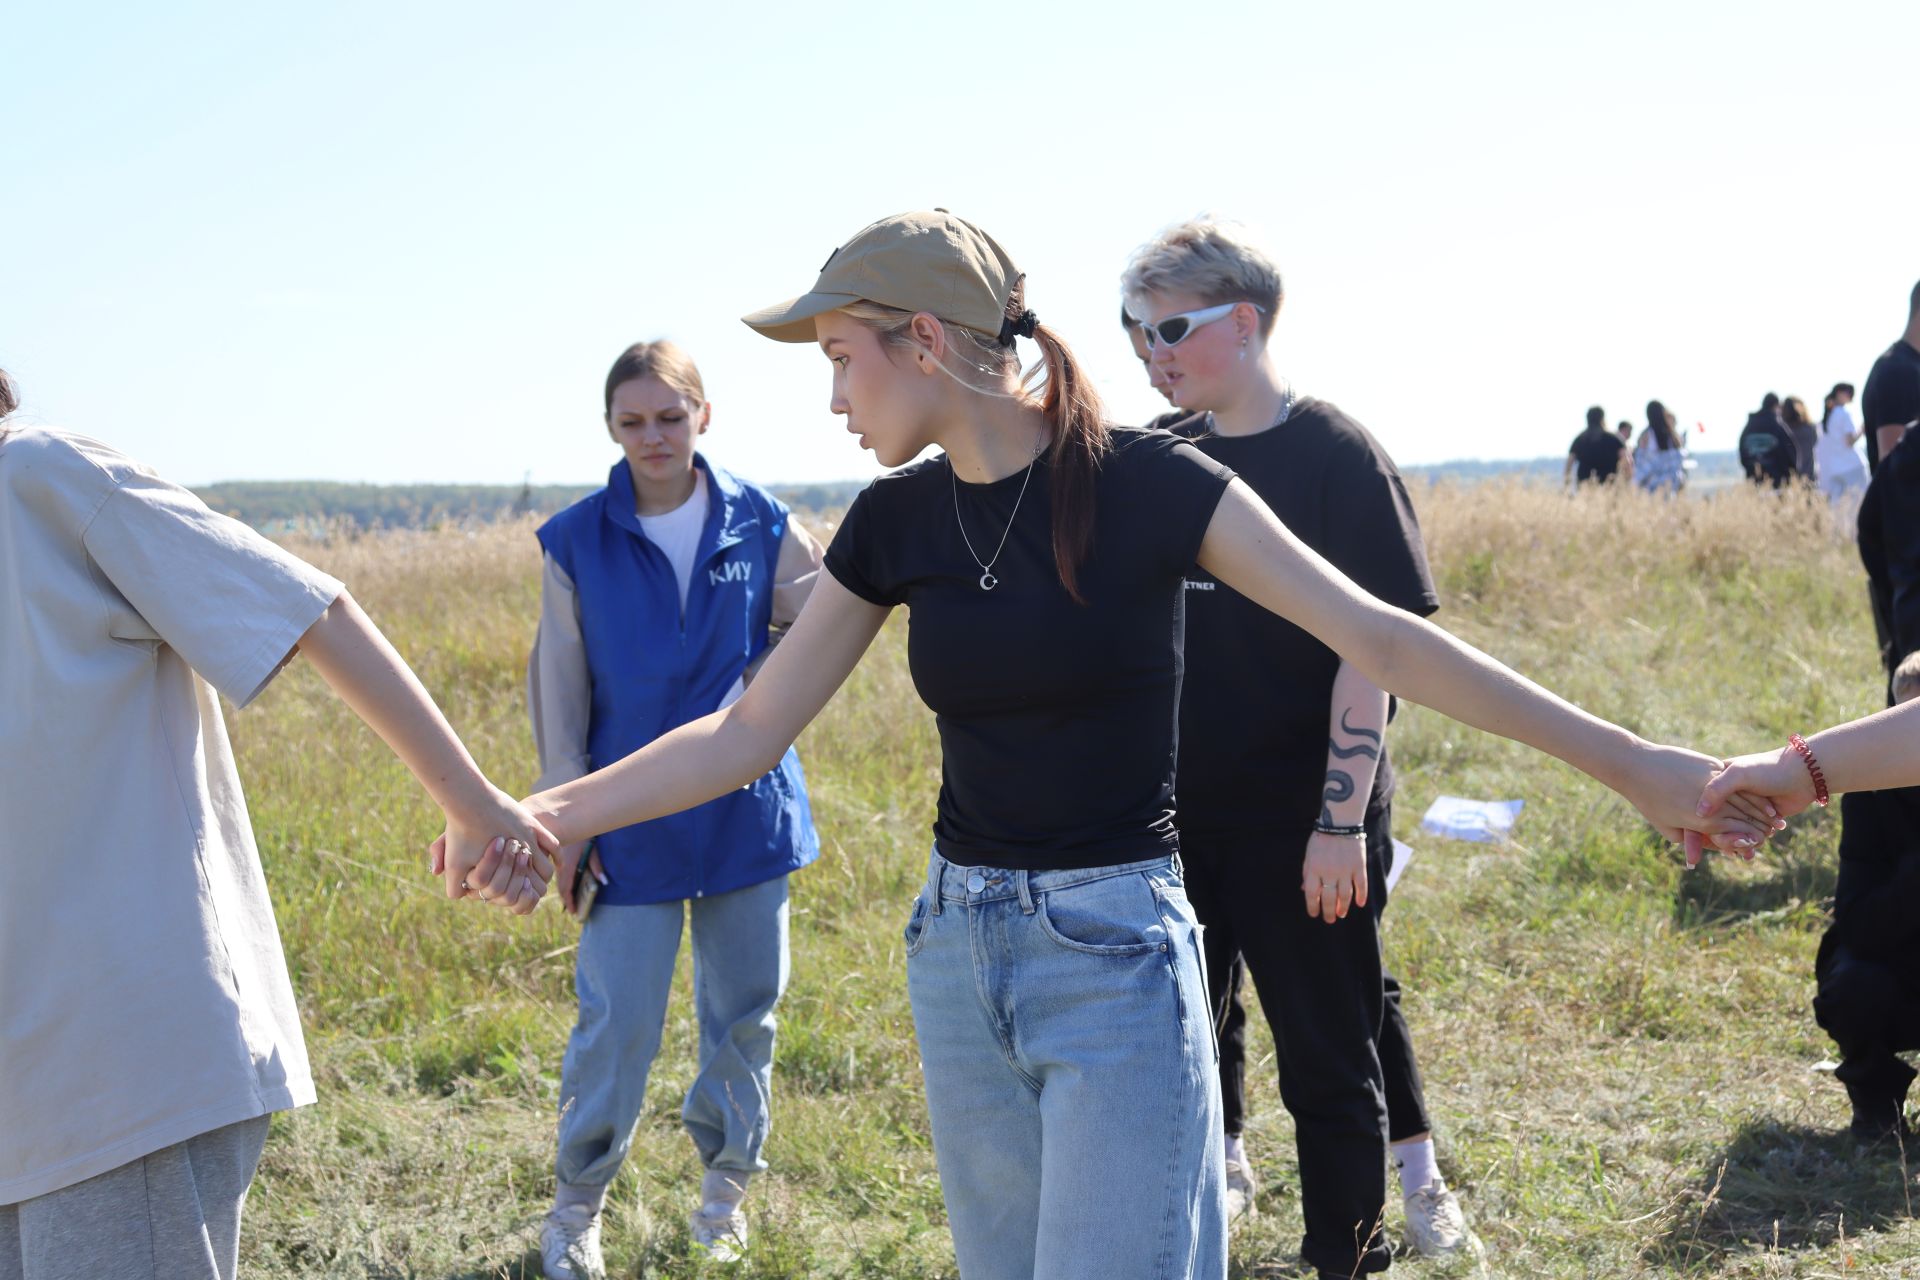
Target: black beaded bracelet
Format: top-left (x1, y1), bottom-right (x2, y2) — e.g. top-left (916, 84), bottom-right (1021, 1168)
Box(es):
top-left (1314, 821), bottom-right (1367, 838)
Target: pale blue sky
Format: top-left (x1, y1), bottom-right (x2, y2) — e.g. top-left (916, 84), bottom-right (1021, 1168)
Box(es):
top-left (4, 0), bottom-right (1914, 487)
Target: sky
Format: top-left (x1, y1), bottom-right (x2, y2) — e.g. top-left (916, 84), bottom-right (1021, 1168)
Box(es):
top-left (3, 0), bottom-right (1915, 488)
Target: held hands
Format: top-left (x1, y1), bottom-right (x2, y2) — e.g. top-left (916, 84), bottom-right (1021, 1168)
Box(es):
top-left (1618, 741), bottom-right (1785, 867)
top-left (1302, 831), bottom-right (1367, 923)
top-left (425, 785), bottom-right (560, 915)
top-left (511, 791), bottom-right (608, 918)
top-left (1695, 746), bottom-right (1822, 828)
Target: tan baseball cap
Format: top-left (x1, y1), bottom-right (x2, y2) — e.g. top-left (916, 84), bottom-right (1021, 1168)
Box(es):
top-left (742, 209), bottom-right (1028, 345)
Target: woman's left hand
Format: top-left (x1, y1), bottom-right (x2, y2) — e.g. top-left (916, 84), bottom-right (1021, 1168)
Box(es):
top-left (1618, 741), bottom-right (1782, 866)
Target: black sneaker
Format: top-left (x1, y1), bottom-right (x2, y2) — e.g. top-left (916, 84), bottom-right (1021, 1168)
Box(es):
top-left (1848, 1101), bottom-right (1915, 1149)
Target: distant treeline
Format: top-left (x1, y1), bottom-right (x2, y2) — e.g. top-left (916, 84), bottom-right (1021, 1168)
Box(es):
top-left (196, 453), bottom-right (1745, 532)
top-left (193, 478), bottom-right (873, 532)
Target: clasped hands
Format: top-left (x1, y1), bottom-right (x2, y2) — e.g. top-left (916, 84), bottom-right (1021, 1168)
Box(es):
top-left (424, 786), bottom-right (562, 915)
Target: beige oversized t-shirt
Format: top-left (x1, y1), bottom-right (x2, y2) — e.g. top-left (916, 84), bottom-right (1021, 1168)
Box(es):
top-left (0, 427), bottom-right (342, 1203)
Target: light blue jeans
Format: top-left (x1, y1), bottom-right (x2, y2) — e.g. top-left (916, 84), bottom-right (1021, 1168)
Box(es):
top-left (555, 874), bottom-right (789, 1195)
top-left (905, 849), bottom-right (1225, 1280)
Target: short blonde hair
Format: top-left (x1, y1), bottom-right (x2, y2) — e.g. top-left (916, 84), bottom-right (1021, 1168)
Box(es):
top-left (604, 341), bottom-right (704, 414)
top-left (1894, 650), bottom-right (1920, 703)
top-left (1120, 216), bottom-right (1283, 337)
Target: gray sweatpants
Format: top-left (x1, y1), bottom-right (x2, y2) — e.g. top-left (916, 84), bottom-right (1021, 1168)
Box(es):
top-left (0, 1116), bottom-right (270, 1280)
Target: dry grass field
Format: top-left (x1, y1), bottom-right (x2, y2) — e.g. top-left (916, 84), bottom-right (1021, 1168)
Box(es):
top-left (231, 479), bottom-right (1919, 1278)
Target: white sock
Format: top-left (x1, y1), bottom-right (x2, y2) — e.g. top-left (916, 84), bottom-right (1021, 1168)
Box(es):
top-left (701, 1168), bottom-right (750, 1216)
top-left (1393, 1137), bottom-right (1441, 1195)
top-left (1223, 1134), bottom-right (1247, 1166)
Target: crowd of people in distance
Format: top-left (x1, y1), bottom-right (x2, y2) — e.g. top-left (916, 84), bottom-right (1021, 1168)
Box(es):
top-left (1565, 401), bottom-right (1691, 494)
top-left (8, 224), bottom-right (1920, 1280)
top-left (1738, 386), bottom-right (1871, 509)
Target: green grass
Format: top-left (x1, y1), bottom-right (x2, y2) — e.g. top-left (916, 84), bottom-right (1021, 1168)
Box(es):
top-left (232, 482), bottom-right (1920, 1278)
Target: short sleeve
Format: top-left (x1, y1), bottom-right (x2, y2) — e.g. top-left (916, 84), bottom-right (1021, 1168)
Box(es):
top-left (1891, 366), bottom-right (1920, 429)
top-left (823, 484), bottom-right (904, 607)
top-left (1129, 433), bottom-right (1235, 576)
top-left (1321, 443), bottom-right (1440, 618)
top-left (84, 472), bottom-right (343, 708)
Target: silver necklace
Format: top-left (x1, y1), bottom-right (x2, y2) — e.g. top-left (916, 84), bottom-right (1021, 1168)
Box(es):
top-left (950, 447), bottom-right (1041, 591)
top-left (1207, 380), bottom-right (1296, 436)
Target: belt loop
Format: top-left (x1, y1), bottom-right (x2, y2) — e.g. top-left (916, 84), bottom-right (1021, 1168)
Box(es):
top-left (1170, 850), bottom-right (1184, 879)
top-left (1016, 869), bottom-right (1035, 915)
top-left (928, 850), bottom-right (945, 916)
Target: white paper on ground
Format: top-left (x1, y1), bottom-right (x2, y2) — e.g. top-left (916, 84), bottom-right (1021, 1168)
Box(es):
top-left (1387, 838), bottom-right (1414, 891)
top-left (1419, 796), bottom-right (1525, 844)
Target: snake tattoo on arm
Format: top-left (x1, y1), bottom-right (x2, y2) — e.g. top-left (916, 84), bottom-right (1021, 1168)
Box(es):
top-left (1321, 708), bottom-right (1383, 826)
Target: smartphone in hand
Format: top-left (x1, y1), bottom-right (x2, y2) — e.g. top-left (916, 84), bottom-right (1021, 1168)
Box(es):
top-left (572, 844), bottom-right (601, 921)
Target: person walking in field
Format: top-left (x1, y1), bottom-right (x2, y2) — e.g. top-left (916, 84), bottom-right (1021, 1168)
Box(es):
top-left (0, 368), bottom-right (555, 1280)
top-left (524, 342), bottom-right (825, 1277)
top-left (1740, 393), bottom-right (1798, 488)
top-left (1783, 396), bottom-right (1819, 483)
top-left (500, 211), bottom-right (1771, 1280)
top-left (1817, 382), bottom-right (1867, 513)
top-left (1566, 406), bottom-right (1629, 486)
top-left (1120, 217), bottom-right (1473, 1274)
top-left (1635, 401), bottom-right (1688, 496)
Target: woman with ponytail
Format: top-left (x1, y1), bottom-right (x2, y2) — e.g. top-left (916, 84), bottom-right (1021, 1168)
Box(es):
top-left (508, 211), bottom-right (1775, 1280)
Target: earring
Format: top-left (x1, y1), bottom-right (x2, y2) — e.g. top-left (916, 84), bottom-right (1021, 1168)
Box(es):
top-left (1238, 339), bottom-right (1247, 363)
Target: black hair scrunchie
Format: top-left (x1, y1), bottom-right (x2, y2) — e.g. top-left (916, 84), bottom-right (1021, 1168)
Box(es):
top-left (998, 309), bottom-right (1040, 346)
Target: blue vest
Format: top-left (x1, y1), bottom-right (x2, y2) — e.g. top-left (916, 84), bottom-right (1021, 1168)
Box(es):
top-left (536, 457), bottom-right (818, 905)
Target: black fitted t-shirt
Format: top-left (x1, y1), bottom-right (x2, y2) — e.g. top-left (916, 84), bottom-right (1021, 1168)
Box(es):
top-left (1863, 339), bottom-right (1920, 472)
top-left (824, 427), bottom-right (1236, 871)
top-left (1568, 429), bottom-right (1626, 482)
top-left (1164, 400), bottom-right (1439, 837)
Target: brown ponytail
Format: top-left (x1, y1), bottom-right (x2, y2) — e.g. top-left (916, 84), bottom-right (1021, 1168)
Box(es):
top-left (0, 368), bottom-right (16, 421)
top-left (1029, 323), bottom-right (1108, 603)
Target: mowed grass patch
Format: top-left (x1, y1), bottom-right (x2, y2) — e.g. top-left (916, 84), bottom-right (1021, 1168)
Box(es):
top-left (233, 483), bottom-right (1920, 1277)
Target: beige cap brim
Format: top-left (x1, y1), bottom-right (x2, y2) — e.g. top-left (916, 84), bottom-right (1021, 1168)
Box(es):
top-left (741, 291), bottom-right (865, 344)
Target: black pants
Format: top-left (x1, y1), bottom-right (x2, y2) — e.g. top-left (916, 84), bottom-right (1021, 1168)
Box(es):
top-left (1814, 940), bottom-right (1920, 1114)
top-left (1183, 803), bottom-right (1431, 1278)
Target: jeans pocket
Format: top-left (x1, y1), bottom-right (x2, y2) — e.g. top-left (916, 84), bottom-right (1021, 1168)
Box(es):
top-left (1036, 874), bottom-right (1169, 956)
top-left (903, 894), bottom-right (932, 958)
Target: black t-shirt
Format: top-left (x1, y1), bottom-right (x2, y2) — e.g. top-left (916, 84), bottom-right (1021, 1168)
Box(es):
top-left (1568, 429), bottom-right (1626, 482)
top-left (1856, 435), bottom-right (1920, 691)
top-left (1163, 400), bottom-right (1440, 836)
top-left (824, 427), bottom-right (1236, 871)
top-left (1862, 339), bottom-right (1920, 473)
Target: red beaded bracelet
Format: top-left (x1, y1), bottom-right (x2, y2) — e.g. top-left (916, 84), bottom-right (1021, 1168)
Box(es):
top-left (1787, 733), bottom-right (1830, 807)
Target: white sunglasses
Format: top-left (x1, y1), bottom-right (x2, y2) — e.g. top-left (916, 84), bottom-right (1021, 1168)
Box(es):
top-left (1135, 301), bottom-right (1264, 349)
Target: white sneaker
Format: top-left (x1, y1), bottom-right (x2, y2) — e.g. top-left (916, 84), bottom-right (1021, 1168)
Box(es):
top-left (1224, 1157), bottom-right (1258, 1223)
top-left (689, 1204), bottom-right (749, 1263)
top-left (1402, 1178), bottom-right (1474, 1258)
top-left (539, 1203), bottom-right (606, 1280)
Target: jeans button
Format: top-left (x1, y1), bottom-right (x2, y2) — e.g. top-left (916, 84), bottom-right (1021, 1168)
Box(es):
top-left (966, 873), bottom-right (986, 894)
